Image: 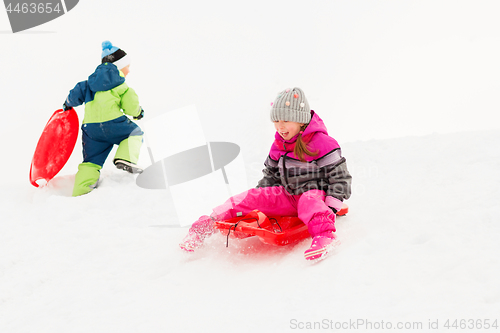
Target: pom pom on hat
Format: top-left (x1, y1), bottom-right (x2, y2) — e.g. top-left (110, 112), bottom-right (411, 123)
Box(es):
top-left (100, 40), bottom-right (130, 70)
top-left (102, 40), bottom-right (113, 51)
top-left (101, 41), bottom-right (120, 58)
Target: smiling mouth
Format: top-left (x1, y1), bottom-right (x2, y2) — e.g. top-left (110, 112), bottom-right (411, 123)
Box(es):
top-left (280, 132), bottom-right (289, 138)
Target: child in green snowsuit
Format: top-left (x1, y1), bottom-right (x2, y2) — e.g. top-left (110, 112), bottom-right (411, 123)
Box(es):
top-left (64, 41), bottom-right (145, 196)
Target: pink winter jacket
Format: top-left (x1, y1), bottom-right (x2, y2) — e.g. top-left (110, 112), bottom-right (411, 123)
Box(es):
top-left (256, 111), bottom-right (352, 212)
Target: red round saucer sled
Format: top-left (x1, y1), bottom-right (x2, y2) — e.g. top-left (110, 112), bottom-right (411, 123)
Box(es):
top-left (215, 203), bottom-right (348, 246)
top-left (29, 108), bottom-right (79, 187)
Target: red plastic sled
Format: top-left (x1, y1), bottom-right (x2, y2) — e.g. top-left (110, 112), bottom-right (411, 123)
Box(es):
top-left (29, 108), bottom-right (79, 187)
top-left (215, 203), bottom-right (348, 246)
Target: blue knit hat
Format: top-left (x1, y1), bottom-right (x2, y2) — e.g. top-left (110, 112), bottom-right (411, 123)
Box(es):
top-left (101, 41), bottom-right (130, 70)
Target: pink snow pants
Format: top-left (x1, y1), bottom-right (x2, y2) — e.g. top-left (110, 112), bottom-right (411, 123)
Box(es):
top-left (212, 187), bottom-right (336, 238)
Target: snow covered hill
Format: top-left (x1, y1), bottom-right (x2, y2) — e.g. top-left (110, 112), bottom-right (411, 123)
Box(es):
top-left (2, 1), bottom-right (500, 331)
top-left (1, 129), bottom-right (499, 332)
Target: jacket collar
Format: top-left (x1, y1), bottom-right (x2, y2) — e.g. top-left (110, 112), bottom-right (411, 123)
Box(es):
top-left (273, 111), bottom-right (327, 152)
top-left (88, 62), bottom-right (125, 92)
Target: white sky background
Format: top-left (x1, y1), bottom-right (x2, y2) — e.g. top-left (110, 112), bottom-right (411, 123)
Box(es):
top-left (1, 0), bottom-right (499, 182)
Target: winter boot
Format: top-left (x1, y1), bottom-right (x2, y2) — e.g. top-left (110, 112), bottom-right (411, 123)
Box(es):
top-left (304, 212), bottom-right (338, 261)
top-left (114, 159), bottom-right (143, 174)
top-left (304, 234), bottom-right (340, 261)
top-left (179, 215), bottom-right (216, 252)
top-left (72, 162), bottom-right (101, 197)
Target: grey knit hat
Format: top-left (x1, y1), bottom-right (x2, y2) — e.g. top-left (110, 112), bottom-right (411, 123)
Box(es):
top-left (270, 87), bottom-right (311, 124)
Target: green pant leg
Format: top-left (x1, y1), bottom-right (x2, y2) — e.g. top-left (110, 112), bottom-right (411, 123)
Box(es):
top-left (72, 162), bottom-right (102, 197)
top-left (114, 135), bottom-right (143, 164)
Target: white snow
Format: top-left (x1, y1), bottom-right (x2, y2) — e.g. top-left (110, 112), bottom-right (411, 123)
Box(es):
top-left (1, 1), bottom-right (500, 332)
top-left (1, 130), bottom-right (499, 332)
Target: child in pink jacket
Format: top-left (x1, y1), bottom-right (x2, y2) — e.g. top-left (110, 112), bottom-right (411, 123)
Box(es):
top-left (180, 87), bottom-right (352, 260)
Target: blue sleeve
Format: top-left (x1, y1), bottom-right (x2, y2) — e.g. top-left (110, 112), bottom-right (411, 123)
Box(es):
top-left (65, 81), bottom-right (89, 107)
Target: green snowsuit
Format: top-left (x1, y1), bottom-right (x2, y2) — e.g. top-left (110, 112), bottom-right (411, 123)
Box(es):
top-left (65, 63), bottom-right (143, 196)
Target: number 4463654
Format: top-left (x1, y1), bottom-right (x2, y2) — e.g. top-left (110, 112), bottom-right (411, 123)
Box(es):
top-left (444, 319), bottom-right (498, 330)
top-left (6, 3), bottom-right (62, 14)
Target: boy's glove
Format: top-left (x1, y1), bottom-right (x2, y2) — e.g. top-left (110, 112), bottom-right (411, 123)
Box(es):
top-left (63, 102), bottom-right (72, 111)
top-left (134, 108), bottom-right (144, 120)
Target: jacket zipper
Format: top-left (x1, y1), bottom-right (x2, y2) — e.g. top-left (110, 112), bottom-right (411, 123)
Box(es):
top-left (282, 152), bottom-right (289, 188)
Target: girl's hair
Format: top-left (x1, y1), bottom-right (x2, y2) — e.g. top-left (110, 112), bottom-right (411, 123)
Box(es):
top-left (294, 124), bottom-right (318, 162)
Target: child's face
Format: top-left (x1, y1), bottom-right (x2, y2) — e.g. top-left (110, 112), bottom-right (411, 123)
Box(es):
top-left (274, 120), bottom-right (304, 141)
top-left (121, 65), bottom-right (130, 77)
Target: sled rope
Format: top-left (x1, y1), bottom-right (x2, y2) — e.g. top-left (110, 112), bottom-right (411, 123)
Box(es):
top-left (269, 217), bottom-right (282, 233)
top-left (225, 216), bottom-right (283, 247)
top-left (225, 217), bottom-right (258, 247)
